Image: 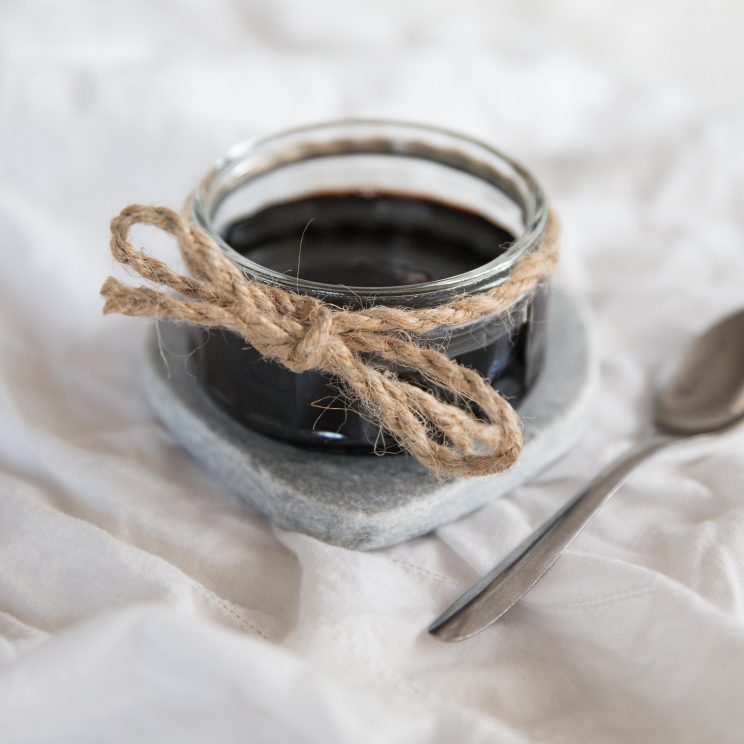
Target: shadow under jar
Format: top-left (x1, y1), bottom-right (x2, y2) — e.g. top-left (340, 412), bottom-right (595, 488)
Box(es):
top-left (189, 121), bottom-right (551, 454)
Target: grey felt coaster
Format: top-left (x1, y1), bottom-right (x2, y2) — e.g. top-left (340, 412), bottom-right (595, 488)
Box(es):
top-left (143, 289), bottom-right (596, 550)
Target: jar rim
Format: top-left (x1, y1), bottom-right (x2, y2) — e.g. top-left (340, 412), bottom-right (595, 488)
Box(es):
top-left (191, 119), bottom-right (548, 306)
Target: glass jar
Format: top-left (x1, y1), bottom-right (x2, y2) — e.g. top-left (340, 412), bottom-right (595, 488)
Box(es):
top-left (189, 120), bottom-right (550, 453)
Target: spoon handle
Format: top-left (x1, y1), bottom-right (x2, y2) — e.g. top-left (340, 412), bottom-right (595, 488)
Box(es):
top-left (429, 435), bottom-right (678, 642)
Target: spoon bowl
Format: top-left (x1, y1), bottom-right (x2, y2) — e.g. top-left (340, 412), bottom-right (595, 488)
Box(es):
top-left (656, 309), bottom-right (744, 434)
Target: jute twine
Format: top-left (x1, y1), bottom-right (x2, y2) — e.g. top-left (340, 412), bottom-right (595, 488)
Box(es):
top-left (101, 203), bottom-right (559, 478)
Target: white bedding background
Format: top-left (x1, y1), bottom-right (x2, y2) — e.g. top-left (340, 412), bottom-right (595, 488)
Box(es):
top-left (1, 2), bottom-right (744, 742)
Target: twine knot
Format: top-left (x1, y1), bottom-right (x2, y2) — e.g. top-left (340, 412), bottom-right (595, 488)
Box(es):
top-left (101, 203), bottom-right (559, 478)
top-left (287, 301), bottom-right (335, 372)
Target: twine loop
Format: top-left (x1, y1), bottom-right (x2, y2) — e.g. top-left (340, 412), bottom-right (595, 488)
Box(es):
top-left (101, 203), bottom-right (559, 478)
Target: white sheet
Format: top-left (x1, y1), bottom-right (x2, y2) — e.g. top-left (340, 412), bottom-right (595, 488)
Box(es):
top-left (1, 2), bottom-right (744, 742)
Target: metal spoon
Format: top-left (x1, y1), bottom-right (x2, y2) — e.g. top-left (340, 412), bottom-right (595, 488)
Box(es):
top-left (429, 308), bottom-right (744, 642)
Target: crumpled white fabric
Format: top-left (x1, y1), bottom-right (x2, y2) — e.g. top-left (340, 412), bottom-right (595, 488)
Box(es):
top-left (1, 2), bottom-right (744, 742)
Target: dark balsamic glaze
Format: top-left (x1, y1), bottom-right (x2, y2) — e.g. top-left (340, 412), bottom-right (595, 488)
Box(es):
top-left (190, 193), bottom-right (548, 452)
top-left (222, 193), bottom-right (515, 286)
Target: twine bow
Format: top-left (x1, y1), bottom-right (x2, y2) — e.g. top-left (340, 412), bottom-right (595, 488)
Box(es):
top-left (101, 204), bottom-right (559, 478)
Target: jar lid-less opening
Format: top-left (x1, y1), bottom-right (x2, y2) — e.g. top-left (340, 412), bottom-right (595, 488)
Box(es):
top-left (191, 120), bottom-right (548, 308)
